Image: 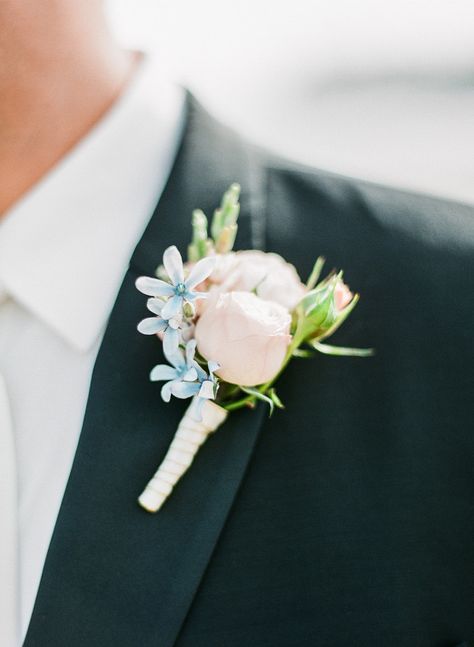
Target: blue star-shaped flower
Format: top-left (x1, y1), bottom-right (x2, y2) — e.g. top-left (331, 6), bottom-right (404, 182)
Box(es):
top-left (136, 298), bottom-right (182, 356)
top-left (149, 340), bottom-right (199, 403)
top-left (170, 349), bottom-right (220, 418)
top-left (136, 246), bottom-right (215, 320)
top-left (149, 340), bottom-right (220, 418)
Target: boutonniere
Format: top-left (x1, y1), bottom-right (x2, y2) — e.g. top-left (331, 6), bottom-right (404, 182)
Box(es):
top-left (136, 184), bottom-right (372, 512)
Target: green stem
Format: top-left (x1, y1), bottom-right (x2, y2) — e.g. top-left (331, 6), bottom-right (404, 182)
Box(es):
top-left (222, 396), bottom-right (255, 412)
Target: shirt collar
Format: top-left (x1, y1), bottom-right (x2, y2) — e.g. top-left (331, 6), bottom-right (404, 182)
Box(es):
top-left (0, 55), bottom-right (185, 352)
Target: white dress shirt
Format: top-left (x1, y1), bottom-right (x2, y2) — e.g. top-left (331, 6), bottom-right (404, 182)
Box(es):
top-left (0, 55), bottom-right (184, 644)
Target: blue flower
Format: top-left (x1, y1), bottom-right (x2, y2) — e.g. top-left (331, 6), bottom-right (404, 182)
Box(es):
top-left (169, 349), bottom-right (220, 418)
top-left (149, 341), bottom-right (199, 403)
top-left (149, 339), bottom-right (220, 418)
top-left (136, 246), bottom-right (215, 320)
top-left (137, 298), bottom-right (182, 356)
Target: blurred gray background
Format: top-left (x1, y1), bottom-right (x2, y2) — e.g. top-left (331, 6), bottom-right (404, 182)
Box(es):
top-left (106, 0), bottom-right (474, 204)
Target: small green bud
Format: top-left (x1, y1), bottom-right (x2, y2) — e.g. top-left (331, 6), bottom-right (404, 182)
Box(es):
top-left (183, 301), bottom-right (196, 319)
top-left (211, 183), bottom-right (241, 250)
top-left (188, 209), bottom-right (214, 262)
top-left (215, 224), bottom-right (238, 254)
top-left (192, 209), bottom-right (208, 240)
top-left (300, 282), bottom-right (337, 338)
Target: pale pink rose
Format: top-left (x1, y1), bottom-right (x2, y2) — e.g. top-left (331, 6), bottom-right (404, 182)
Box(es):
top-left (334, 281), bottom-right (353, 311)
top-left (207, 253), bottom-right (238, 284)
top-left (194, 291), bottom-right (292, 386)
top-left (208, 251), bottom-right (306, 311)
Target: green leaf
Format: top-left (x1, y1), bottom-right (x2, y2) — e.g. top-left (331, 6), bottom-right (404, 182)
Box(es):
top-left (240, 386), bottom-right (275, 416)
top-left (306, 256), bottom-right (325, 290)
top-left (311, 341), bottom-right (374, 357)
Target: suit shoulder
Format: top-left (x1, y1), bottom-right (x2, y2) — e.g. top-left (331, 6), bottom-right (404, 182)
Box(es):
top-left (192, 99), bottom-right (474, 258)
top-left (250, 156), bottom-right (474, 268)
top-left (260, 156), bottom-right (474, 255)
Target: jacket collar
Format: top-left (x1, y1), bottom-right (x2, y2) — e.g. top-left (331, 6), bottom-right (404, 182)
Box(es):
top-left (24, 95), bottom-right (268, 647)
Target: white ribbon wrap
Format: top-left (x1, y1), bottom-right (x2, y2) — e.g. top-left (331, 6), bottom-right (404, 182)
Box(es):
top-left (138, 397), bottom-right (228, 513)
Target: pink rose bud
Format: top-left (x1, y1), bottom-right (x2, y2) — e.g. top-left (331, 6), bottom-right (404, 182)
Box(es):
top-left (334, 281), bottom-right (353, 311)
top-left (195, 291), bottom-right (292, 387)
top-left (297, 276), bottom-right (355, 343)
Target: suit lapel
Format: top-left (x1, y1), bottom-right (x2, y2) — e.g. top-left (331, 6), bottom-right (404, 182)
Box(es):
top-left (24, 96), bottom-right (267, 647)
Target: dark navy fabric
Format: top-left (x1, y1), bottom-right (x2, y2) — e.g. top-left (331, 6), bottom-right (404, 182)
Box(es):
top-left (24, 96), bottom-right (474, 647)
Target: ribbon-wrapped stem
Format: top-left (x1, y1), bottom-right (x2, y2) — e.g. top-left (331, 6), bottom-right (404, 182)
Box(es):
top-left (138, 397), bottom-right (228, 513)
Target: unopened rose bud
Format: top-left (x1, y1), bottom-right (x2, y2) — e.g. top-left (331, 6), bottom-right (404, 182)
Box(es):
top-left (334, 281), bottom-right (353, 312)
top-left (297, 276), bottom-right (355, 343)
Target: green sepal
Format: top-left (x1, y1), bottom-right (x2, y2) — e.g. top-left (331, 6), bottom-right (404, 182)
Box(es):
top-left (268, 388), bottom-right (285, 410)
top-left (240, 386), bottom-right (275, 416)
top-left (306, 256), bottom-right (325, 290)
top-left (294, 275), bottom-right (338, 343)
top-left (318, 293), bottom-right (360, 341)
top-left (311, 341), bottom-right (374, 357)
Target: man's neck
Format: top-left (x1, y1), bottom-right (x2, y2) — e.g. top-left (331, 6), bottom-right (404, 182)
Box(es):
top-left (0, 4), bottom-right (137, 217)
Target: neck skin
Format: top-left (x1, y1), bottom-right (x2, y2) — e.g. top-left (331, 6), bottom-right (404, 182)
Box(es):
top-left (0, 1), bottom-right (137, 217)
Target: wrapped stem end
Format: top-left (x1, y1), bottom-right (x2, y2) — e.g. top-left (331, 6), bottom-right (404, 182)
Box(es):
top-left (138, 398), bottom-right (228, 513)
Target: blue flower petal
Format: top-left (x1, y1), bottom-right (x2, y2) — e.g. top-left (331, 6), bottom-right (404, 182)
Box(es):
top-left (207, 361), bottom-right (220, 375)
top-left (183, 367), bottom-right (198, 382)
top-left (161, 381), bottom-right (174, 402)
top-left (163, 327), bottom-right (180, 356)
top-left (170, 381), bottom-right (200, 400)
top-left (192, 361), bottom-right (208, 382)
top-left (161, 294), bottom-right (183, 320)
top-left (198, 380), bottom-right (215, 400)
top-left (163, 348), bottom-right (186, 371)
top-left (185, 255), bottom-right (216, 290)
top-left (163, 246), bottom-right (184, 285)
top-left (184, 289), bottom-right (207, 302)
top-left (137, 317), bottom-right (167, 335)
top-left (185, 339), bottom-right (197, 366)
top-left (136, 276), bottom-right (175, 297)
top-left (150, 365), bottom-right (179, 382)
top-left (146, 298), bottom-right (164, 315)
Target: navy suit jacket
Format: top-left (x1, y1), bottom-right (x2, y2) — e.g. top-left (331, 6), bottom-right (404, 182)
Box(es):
top-left (24, 96), bottom-right (474, 647)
